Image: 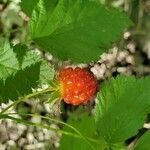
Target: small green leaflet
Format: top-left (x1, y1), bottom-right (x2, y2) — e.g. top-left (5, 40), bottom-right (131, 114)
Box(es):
top-left (14, 44), bottom-right (55, 83)
top-left (29, 0), bottom-right (132, 63)
top-left (13, 44), bottom-right (41, 69)
top-left (0, 40), bottom-right (19, 80)
top-left (0, 63), bottom-right (41, 101)
top-left (13, 44), bottom-right (55, 84)
top-left (95, 75), bottom-right (150, 144)
top-left (134, 130), bottom-right (150, 150)
top-left (39, 61), bottom-right (55, 84)
top-left (0, 43), bottom-right (54, 102)
top-left (21, 0), bottom-right (39, 17)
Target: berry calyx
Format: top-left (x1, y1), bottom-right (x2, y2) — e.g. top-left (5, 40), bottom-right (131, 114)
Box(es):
top-left (58, 67), bottom-right (97, 105)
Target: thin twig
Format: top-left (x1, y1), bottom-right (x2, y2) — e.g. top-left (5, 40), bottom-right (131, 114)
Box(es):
top-left (1, 114), bottom-right (96, 150)
top-left (0, 88), bottom-right (54, 114)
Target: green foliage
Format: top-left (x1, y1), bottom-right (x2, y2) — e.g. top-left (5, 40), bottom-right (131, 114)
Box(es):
top-left (0, 39), bottom-right (19, 80)
top-left (20, 0), bottom-right (39, 17)
top-left (59, 112), bottom-right (106, 150)
top-left (0, 43), bottom-right (54, 102)
top-left (134, 131), bottom-right (150, 150)
top-left (29, 0), bottom-right (132, 63)
top-left (95, 75), bottom-right (150, 144)
top-left (39, 61), bottom-right (55, 84)
top-left (14, 45), bottom-right (55, 83)
top-left (13, 44), bottom-right (41, 69)
top-left (2, 1), bottom-right (150, 149)
top-left (0, 63), bottom-right (41, 101)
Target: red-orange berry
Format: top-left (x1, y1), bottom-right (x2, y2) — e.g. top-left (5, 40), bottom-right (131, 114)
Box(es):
top-left (58, 67), bottom-right (97, 105)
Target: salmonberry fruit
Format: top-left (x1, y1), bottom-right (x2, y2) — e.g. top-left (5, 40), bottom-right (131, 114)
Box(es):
top-left (58, 67), bottom-right (97, 105)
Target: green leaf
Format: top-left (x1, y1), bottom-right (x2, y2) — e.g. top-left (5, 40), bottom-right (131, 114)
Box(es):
top-left (135, 131), bottom-right (150, 150)
top-left (110, 143), bottom-right (127, 150)
top-left (20, 0), bottom-right (39, 17)
top-left (95, 75), bottom-right (150, 144)
top-left (0, 63), bottom-right (41, 102)
top-left (0, 44), bottom-right (55, 102)
top-left (14, 44), bottom-right (54, 84)
top-left (0, 40), bottom-right (19, 80)
top-left (13, 44), bottom-right (41, 69)
top-left (30, 0), bottom-right (132, 63)
top-left (59, 112), bottom-right (106, 150)
top-left (39, 61), bottom-right (55, 84)
top-left (13, 44), bottom-right (27, 67)
top-left (0, 62), bottom-right (54, 102)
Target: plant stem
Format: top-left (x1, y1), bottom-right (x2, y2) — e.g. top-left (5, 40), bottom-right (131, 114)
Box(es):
top-left (8, 112), bottom-right (100, 143)
top-left (0, 88), bottom-right (54, 114)
top-left (137, 0), bottom-right (143, 30)
top-left (1, 114), bottom-right (96, 150)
